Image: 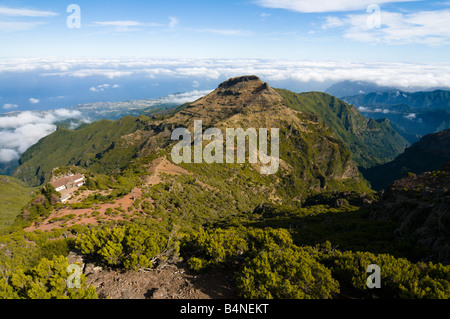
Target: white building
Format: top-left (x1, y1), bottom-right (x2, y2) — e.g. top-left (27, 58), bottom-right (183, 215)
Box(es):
top-left (50, 174), bottom-right (85, 202)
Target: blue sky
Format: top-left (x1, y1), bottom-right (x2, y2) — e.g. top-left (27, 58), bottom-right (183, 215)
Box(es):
top-left (0, 0), bottom-right (449, 62)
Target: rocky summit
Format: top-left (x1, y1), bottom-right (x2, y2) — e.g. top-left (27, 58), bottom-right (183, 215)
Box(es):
top-left (166, 75), bottom-right (287, 128)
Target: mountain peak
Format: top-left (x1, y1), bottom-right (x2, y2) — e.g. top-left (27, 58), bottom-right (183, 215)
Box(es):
top-left (166, 75), bottom-right (284, 127)
top-left (215, 75), bottom-right (271, 97)
top-left (218, 75), bottom-right (262, 89)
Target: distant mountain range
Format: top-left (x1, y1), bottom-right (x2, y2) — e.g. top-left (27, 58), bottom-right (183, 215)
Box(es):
top-left (325, 80), bottom-right (450, 99)
top-left (325, 80), bottom-right (396, 98)
top-left (325, 82), bottom-right (450, 144)
top-left (343, 89), bottom-right (450, 111)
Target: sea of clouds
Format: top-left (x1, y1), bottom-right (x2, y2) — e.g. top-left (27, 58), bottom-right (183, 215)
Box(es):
top-left (2, 57), bottom-right (450, 92)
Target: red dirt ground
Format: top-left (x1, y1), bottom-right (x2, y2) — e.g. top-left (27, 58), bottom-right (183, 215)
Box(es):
top-left (24, 157), bottom-right (190, 232)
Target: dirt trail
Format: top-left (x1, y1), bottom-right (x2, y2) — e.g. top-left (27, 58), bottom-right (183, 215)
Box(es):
top-left (145, 157), bottom-right (192, 186)
top-left (84, 263), bottom-right (238, 299)
top-left (24, 157), bottom-right (192, 232)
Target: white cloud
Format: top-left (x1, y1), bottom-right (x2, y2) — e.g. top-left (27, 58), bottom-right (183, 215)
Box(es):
top-left (323, 9), bottom-right (450, 45)
top-left (0, 109), bottom-right (82, 163)
top-left (322, 16), bottom-right (347, 29)
top-left (29, 98), bottom-right (39, 104)
top-left (0, 21), bottom-right (47, 32)
top-left (53, 109), bottom-right (82, 118)
top-left (358, 107), bottom-right (396, 114)
top-left (93, 20), bottom-right (163, 32)
top-left (0, 6), bottom-right (58, 17)
top-left (159, 90), bottom-right (213, 104)
top-left (94, 21), bottom-right (143, 27)
top-left (43, 68), bottom-right (134, 79)
top-left (358, 106), bottom-right (370, 112)
top-left (0, 148), bottom-right (19, 163)
top-left (175, 67), bottom-right (222, 79)
top-left (256, 0), bottom-right (420, 13)
top-left (93, 20), bottom-right (143, 32)
top-left (89, 83), bottom-right (120, 92)
top-left (196, 28), bottom-right (254, 36)
top-left (0, 6), bottom-right (56, 32)
top-left (404, 113), bottom-right (417, 120)
top-left (2, 104), bottom-right (18, 110)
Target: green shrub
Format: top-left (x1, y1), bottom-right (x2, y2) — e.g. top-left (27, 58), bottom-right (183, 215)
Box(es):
top-left (181, 227), bottom-right (450, 299)
top-left (321, 250), bottom-right (450, 299)
top-left (181, 228), bottom-right (247, 270)
top-left (236, 247), bottom-right (339, 299)
top-left (3, 256), bottom-right (97, 299)
top-left (182, 227), bottom-right (338, 298)
top-left (76, 223), bottom-right (171, 270)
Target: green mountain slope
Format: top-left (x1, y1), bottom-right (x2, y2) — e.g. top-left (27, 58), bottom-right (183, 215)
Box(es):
top-left (276, 90), bottom-right (409, 168)
top-left (14, 116), bottom-right (151, 186)
top-left (0, 176), bottom-right (35, 230)
top-left (156, 76), bottom-right (371, 202)
top-left (362, 129), bottom-right (450, 190)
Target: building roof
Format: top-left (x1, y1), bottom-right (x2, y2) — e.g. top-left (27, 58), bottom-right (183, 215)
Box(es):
top-left (50, 173), bottom-right (84, 189)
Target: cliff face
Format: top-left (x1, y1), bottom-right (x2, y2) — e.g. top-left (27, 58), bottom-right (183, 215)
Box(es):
top-left (370, 163), bottom-right (450, 264)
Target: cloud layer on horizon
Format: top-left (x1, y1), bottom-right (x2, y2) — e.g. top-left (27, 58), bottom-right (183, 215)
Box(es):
top-left (1, 57), bottom-right (449, 90)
